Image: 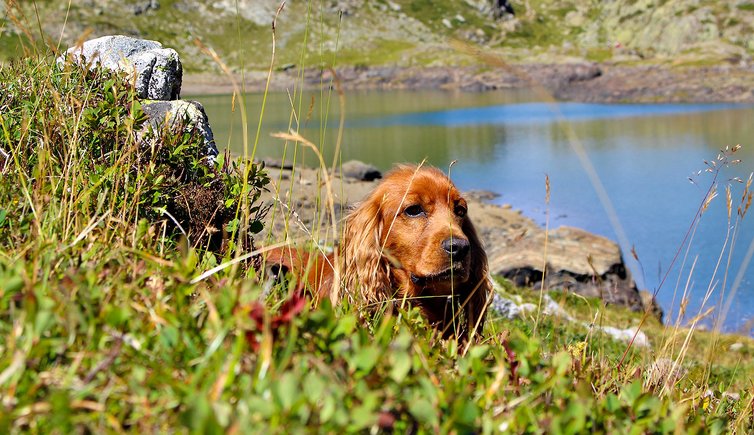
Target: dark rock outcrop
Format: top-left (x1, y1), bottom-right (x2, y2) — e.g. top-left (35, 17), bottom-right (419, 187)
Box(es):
top-left (489, 225), bottom-right (650, 315)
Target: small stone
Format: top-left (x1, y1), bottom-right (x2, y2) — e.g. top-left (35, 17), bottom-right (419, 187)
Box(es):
top-left (260, 158), bottom-right (294, 170)
top-left (386, 1), bottom-right (401, 11)
top-left (140, 100), bottom-right (218, 162)
top-left (489, 293), bottom-right (524, 319)
top-left (341, 160), bottom-right (382, 181)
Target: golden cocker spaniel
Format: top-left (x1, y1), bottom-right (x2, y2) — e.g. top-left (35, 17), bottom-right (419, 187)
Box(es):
top-left (264, 165), bottom-right (492, 340)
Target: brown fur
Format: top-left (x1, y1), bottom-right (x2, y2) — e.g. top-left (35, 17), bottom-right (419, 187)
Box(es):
top-left (263, 165), bottom-right (492, 340)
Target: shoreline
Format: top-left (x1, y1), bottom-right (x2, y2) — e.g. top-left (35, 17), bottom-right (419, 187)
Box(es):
top-left (183, 62), bottom-right (754, 103)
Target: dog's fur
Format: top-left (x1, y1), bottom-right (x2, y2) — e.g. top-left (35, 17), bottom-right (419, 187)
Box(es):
top-left (263, 165), bottom-right (491, 339)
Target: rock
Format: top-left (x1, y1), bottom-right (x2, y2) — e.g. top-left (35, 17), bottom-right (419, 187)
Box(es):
top-left (489, 293), bottom-right (526, 319)
top-left (564, 10), bottom-right (585, 28)
top-left (140, 100), bottom-right (218, 161)
top-left (260, 158), bottom-right (294, 170)
top-left (210, 0), bottom-right (280, 26)
top-left (533, 63), bottom-right (602, 87)
top-left (490, 226), bottom-right (649, 315)
top-left (493, 0), bottom-right (515, 18)
top-left (489, 291), bottom-right (649, 347)
top-left (133, 0), bottom-right (160, 15)
top-left (465, 190), bottom-right (500, 201)
top-left (584, 1), bottom-right (722, 56)
top-left (58, 35), bottom-right (182, 101)
top-left (600, 326), bottom-right (649, 347)
top-left (565, 63), bottom-right (602, 83)
top-left (341, 160), bottom-right (382, 181)
top-left (729, 342), bottom-right (744, 351)
top-left (326, 0), bottom-right (364, 15)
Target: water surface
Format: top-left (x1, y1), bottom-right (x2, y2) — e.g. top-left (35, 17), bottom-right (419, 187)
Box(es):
top-left (192, 89), bottom-right (754, 334)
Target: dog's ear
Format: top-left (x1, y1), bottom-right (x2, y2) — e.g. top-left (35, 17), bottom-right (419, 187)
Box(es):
top-left (461, 216), bottom-right (491, 341)
top-left (342, 195), bottom-right (392, 307)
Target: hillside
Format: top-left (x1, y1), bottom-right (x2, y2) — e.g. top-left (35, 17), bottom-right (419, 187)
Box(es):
top-left (4, 0), bottom-right (754, 74)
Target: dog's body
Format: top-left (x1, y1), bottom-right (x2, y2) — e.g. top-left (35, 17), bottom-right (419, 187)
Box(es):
top-left (263, 165), bottom-right (491, 340)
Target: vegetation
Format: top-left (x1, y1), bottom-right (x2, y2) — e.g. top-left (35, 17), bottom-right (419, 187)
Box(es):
top-left (4, 0), bottom-right (754, 72)
top-left (3, 1), bottom-right (754, 431)
top-left (1, 51), bottom-right (754, 433)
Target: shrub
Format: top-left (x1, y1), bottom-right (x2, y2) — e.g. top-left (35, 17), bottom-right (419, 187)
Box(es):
top-left (0, 56), bottom-right (268, 254)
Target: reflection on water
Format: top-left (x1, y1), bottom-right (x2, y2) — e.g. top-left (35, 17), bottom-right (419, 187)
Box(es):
top-left (192, 89), bottom-right (754, 334)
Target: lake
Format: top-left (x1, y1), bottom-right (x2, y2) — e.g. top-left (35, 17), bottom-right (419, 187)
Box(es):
top-left (191, 89), bottom-right (754, 334)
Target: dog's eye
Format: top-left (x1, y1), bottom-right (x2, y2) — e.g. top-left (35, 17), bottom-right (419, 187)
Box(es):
top-left (455, 205), bottom-right (467, 217)
top-left (404, 204), bottom-right (425, 217)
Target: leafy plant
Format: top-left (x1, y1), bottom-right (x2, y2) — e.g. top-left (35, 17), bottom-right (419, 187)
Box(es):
top-left (0, 56), bottom-right (268, 254)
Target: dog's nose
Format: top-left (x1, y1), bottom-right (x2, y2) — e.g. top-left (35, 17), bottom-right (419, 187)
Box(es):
top-left (442, 237), bottom-right (469, 258)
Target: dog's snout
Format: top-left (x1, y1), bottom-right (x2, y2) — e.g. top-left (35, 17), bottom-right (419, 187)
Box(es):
top-left (442, 237), bottom-right (470, 258)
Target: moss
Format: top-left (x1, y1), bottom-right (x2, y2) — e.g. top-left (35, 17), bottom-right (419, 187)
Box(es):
top-left (0, 32), bottom-right (43, 61)
top-left (336, 38), bottom-right (416, 66)
top-left (586, 47), bottom-right (614, 62)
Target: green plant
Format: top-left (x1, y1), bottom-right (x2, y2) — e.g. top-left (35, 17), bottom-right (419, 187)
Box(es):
top-left (0, 57), bottom-right (268, 254)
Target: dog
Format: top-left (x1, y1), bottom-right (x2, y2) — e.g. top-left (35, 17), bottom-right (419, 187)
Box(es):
top-left (262, 165), bottom-right (491, 340)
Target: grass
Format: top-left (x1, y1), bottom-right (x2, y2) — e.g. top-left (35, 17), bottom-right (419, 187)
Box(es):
top-left (2, 54), bottom-right (754, 434)
top-left (3, 3), bottom-right (754, 432)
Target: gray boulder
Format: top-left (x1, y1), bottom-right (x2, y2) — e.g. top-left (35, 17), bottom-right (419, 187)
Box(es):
top-left (58, 35), bottom-right (182, 101)
top-left (490, 226), bottom-right (649, 315)
top-left (140, 100), bottom-right (218, 162)
top-left (341, 160), bottom-right (382, 181)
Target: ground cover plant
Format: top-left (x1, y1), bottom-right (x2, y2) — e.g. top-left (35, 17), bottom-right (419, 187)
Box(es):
top-left (2, 52), bottom-right (754, 435)
top-left (3, 5), bottom-right (754, 434)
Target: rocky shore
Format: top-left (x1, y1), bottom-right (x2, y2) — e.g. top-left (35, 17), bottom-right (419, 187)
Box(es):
top-left (183, 62), bottom-right (754, 103)
top-left (259, 160), bottom-right (663, 321)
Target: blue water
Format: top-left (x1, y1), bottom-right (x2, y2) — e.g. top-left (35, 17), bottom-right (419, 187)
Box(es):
top-left (197, 90), bottom-right (754, 334)
top-left (355, 102), bottom-right (748, 128)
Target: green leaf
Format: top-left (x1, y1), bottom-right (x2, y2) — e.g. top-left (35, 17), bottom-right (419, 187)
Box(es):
top-left (605, 393), bottom-right (621, 413)
top-left (333, 314), bottom-right (357, 338)
top-left (408, 398), bottom-right (437, 426)
top-left (274, 372), bottom-right (298, 411)
top-left (104, 305), bottom-right (131, 328)
top-left (351, 346), bottom-right (381, 376)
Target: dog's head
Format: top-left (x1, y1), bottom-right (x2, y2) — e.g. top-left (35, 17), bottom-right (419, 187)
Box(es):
top-left (343, 165), bottom-right (490, 339)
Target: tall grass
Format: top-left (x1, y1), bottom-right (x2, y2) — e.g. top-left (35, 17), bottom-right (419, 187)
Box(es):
top-left (2, 0), bottom-right (754, 432)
